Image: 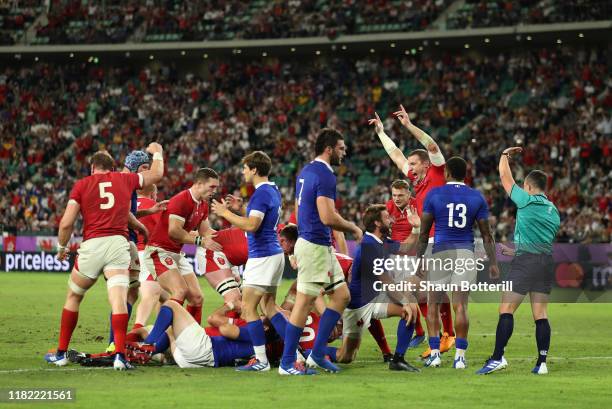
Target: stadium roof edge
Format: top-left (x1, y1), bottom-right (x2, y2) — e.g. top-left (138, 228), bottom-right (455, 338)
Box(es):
top-left (0, 20), bottom-right (609, 55)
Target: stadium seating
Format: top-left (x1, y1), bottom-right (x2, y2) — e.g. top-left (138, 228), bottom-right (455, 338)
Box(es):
top-left (1, 46), bottom-right (609, 243)
top-left (0, 0), bottom-right (44, 45)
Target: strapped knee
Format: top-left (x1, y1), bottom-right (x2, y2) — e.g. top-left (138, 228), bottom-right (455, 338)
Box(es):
top-left (107, 274), bottom-right (130, 289)
top-left (68, 277), bottom-right (87, 295)
top-left (215, 277), bottom-right (240, 297)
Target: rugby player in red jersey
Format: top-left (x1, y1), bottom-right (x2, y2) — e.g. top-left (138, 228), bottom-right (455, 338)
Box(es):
top-left (45, 144), bottom-right (164, 370)
top-left (371, 106), bottom-right (456, 358)
top-left (143, 168), bottom-right (222, 326)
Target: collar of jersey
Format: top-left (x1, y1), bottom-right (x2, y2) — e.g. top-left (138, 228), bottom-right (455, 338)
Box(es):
top-left (314, 158), bottom-right (334, 173)
top-left (365, 231), bottom-right (383, 244)
top-left (255, 181), bottom-right (276, 189)
top-left (446, 182), bottom-right (466, 185)
top-left (188, 188), bottom-right (201, 204)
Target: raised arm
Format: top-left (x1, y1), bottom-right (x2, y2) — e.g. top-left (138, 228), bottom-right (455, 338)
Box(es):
top-left (499, 147), bottom-right (522, 195)
top-left (369, 112), bottom-right (411, 175)
top-left (140, 142), bottom-right (165, 187)
top-left (393, 105), bottom-right (445, 166)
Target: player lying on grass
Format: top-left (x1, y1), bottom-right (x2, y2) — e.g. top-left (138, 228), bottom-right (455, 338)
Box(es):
top-left (45, 144), bottom-right (164, 370)
top-left (371, 107), bottom-right (456, 359)
top-left (336, 204), bottom-right (421, 372)
top-left (416, 156), bottom-right (499, 370)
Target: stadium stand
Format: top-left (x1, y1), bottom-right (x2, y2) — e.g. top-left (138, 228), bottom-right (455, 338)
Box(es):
top-left (0, 0), bottom-right (44, 45)
top-left (1, 46), bottom-right (609, 243)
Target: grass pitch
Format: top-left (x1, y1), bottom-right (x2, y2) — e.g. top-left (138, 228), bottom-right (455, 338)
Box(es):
top-left (1, 272), bottom-right (611, 409)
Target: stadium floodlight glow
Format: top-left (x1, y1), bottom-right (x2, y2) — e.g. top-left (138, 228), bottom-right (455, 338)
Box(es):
top-left (290, 47), bottom-right (296, 52)
top-left (316, 50), bottom-right (321, 55)
top-left (464, 43), bottom-right (470, 49)
top-left (88, 56), bottom-right (93, 62)
top-left (370, 48), bottom-right (375, 53)
top-left (341, 45), bottom-right (347, 50)
top-left (434, 41), bottom-right (440, 46)
top-left (125, 51), bottom-right (130, 57)
top-left (69, 53), bottom-right (74, 58)
top-left (262, 52), bottom-right (268, 57)
top-left (93, 57), bottom-right (99, 64)
top-left (484, 38), bottom-right (490, 43)
top-left (556, 39), bottom-right (562, 44)
top-left (418, 46), bottom-right (423, 51)
top-left (390, 43), bottom-right (396, 48)
top-left (203, 53), bottom-right (208, 59)
top-left (149, 54), bottom-right (154, 60)
top-left (578, 33), bottom-right (584, 38)
top-left (181, 50), bottom-right (186, 56)
top-left (527, 36), bottom-right (532, 41)
top-left (14, 54), bottom-right (21, 59)
top-left (34, 56), bottom-right (39, 61)
top-left (411, 48), bottom-right (417, 55)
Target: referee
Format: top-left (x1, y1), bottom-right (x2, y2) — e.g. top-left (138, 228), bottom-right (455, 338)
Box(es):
top-left (476, 147), bottom-right (560, 376)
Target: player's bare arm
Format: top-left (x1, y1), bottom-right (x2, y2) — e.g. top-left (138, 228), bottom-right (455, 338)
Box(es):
top-left (135, 200), bottom-right (169, 217)
top-left (316, 196), bottom-right (363, 241)
top-left (57, 201), bottom-right (80, 261)
top-left (333, 229), bottom-right (348, 254)
top-left (197, 219), bottom-right (222, 252)
top-left (226, 194), bottom-right (246, 216)
top-left (393, 104), bottom-right (445, 166)
top-left (139, 142), bottom-right (165, 187)
top-left (499, 147), bottom-right (523, 195)
top-left (369, 112), bottom-right (410, 175)
top-left (128, 212), bottom-right (149, 244)
top-left (211, 198), bottom-right (262, 232)
top-left (398, 205), bottom-right (421, 254)
top-left (416, 212), bottom-right (434, 261)
top-left (477, 219), bottom-right (500, 279)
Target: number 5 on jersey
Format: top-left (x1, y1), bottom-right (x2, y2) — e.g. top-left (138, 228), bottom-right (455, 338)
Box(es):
top-left (99, 182), bottom-right (115, 209)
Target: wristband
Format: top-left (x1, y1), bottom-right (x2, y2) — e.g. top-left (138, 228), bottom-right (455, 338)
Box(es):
top-left (411, 226), bottom-right (420, 235)
top-left (501, 152), bottom-right (511, 158)
top-left (153, 152), bottom-right (163, 161)
top-left (194, 236), bottom-right (202, 246)
top-left (57, 243), bottom-right (67, 251)
top-left (225, 301), bottom-right (235, 311)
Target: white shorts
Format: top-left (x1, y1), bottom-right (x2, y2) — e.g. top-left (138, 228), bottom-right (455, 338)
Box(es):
top-left (137, 250), bottom-right (152, 282)
top-left (143, 245), bottom-right (194, 279)
top-left (427, 248), bottom-right (478, 288)
top-left (342, 302), bottom-right (389, 339)
top-left (294, 238), bottom-right (345, 296)
top-left (242, 252), bottom-right (285, 290)
top-left (75, 235), bottom-right (131, 280)
top-left (194, 246), bottom-right (241, 277)
top-left (173, 323), bottom-right (215, 368)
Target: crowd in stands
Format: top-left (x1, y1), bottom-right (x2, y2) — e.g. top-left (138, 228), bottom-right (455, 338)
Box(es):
top-left (0, 0), bottom-right (44, 45)
top-left (447, 0), bottom-right (611, 29)
top-left (1, 46), bottom-right (610, 245)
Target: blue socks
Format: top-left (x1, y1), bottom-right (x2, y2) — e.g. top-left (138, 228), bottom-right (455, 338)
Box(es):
top-left (456, 337), bottom-right (468, 350)
top-left (246, 320), bottom-right (267, 348)
top-left (109, 302), bottom-right (132, 344)
top-left (395, 319), bottom-right (414, 356)
top-left (281, 322), bottom-right (303, 368)
top-left (429, 336), bottom-right (441, 351)
top-left (154, 333), bottom-right (170, 354)
top-left (311, 308), bottom-right (341, 359)
top-left (144, 305), bottom-right (173, 344)
top-left (270, 312), bottom-right (288, 341)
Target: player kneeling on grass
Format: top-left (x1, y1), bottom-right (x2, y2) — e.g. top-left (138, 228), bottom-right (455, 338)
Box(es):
top-left (45, 145), bottom-right (164, 370)
top-left (211, 151), bottom-right (288, 372)
top-left (336, 204), bottom-right (421, 372)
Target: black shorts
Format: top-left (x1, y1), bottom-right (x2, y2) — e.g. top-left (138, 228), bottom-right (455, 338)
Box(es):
top-left (506, 253), bottom-right (555, 295)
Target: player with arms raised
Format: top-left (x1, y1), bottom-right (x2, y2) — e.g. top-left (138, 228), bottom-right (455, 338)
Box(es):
top-left (45, 144), bottom-right (164, 370)
top-left (371, 107), bottom-right (456, 357)
top-left (279, 128), bottom-right (362, 375)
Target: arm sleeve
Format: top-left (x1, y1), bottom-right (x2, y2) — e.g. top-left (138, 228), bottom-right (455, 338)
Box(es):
top-left (248, 191), bottom-right (267, 219)
top-left (167, 196), bottom-right (186, 223)
top-left (68, 181), bottom-right (82, 205)
top-left (428, 150), bottom-right (445, 166)
top-left (510, 184), bottom-right (531, 209)
top-left (316, 174), bottom-right (336, 200)
top-left (476, 194), bottom-right (490, 221)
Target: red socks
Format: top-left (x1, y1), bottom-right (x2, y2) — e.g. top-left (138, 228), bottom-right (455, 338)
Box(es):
top-left (440, 303), bottom-right (455, 336)
top-left (186, 304), bottom-right (202, 325)
top-left (111, 313), bottom-right (129, 354)
top-left (58, 308), bottom-right (79, 352)
top-left (368, 319), bottom-right (391, 355)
